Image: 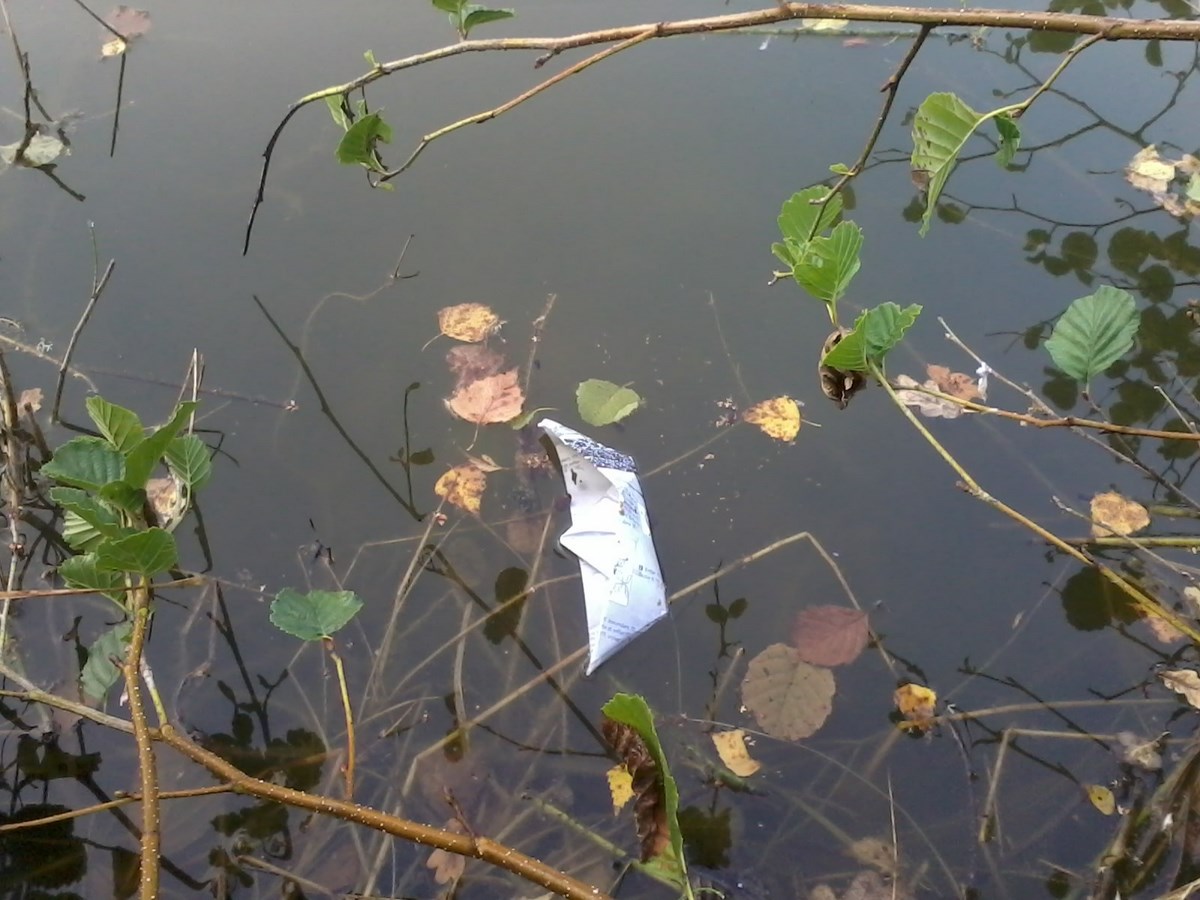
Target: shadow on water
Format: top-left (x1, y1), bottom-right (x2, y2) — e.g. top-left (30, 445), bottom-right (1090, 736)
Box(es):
top-left (1, 0), bottom-right (1200, 897)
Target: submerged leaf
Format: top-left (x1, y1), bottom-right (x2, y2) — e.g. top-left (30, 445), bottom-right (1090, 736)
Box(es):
top-left (711, 729), bottom-right (761, 778)
top-left (1086, 784), bottom-right (1115, 815)
top-left (1044, 286), bottom-right (1138, 385)
top-left (893, 374), bottom-right (964, 419)
top-left (1089, 491), bottom-right (1149, 537)
top-left (447, 369), bottom-right (524, 424)
top-left (742, 396), bottom-right (801, 441)
top-left (791, 605), bottom-right (870, 667)
top-left (577, 379), bottom-right (642, 426)
top-left (438, 303), bottom-right (501, 343)
top-left (894, 683), bottom-right (937, 732)
top-left (270, 588), bottom-right (363, 641)
top-left (434, 464), bottom-right (486, 515)
top-left (741, 643), bottom-right (835, 741)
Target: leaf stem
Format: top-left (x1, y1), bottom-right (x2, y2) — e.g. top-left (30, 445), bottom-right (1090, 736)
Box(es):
top-left (326, 637), bottom-right (356, 799)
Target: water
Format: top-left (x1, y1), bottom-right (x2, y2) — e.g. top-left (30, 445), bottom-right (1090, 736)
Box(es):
top-left (1, 1), bottom-right (1199, 897)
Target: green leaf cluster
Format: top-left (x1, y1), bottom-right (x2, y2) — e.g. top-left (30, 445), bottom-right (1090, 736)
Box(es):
top-left (326, 94), bottom-right (394, 178)
top-left (773, 187), bottom-right (861, 325)
top-left (910, 92), bottom-right (1021, 237)
top-left (821, 302), bottom-right (923, 374)
top-left (1044, 286), bottom-right (1139, 389)
top-left (430, 0), bottom-right (515, 39)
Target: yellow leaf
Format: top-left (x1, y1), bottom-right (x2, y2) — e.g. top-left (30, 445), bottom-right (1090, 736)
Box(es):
top-left (100, 37), bottom-right (127, 57)
top-left (438, 303), bottom-right (501, 343)
top-left (1090, 491), bottom-right (1150, 537)
top-left (434, 465), bottom-right (486, 515)
top-left (894, 683), bottom-right (937, 732)
top-left (1160, 669), bottom-right (1200, 709)
top-left (801, 17), bottom-right (849, 30)
top-left (711, 729), bottom-right (761, 778)
top-left (743, 396), bottom-right (802, 441)
top-left (1086, 784), bottom-right (1115, 815)
top-left (606, 764), bottom-right (634, 813)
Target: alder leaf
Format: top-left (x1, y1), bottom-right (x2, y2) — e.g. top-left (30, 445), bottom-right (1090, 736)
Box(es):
top-left (447, 369), bottom-right (524, 424)
top-left (577, 379), bottom-right (642, 426)
top-left (1089, 491), bottom-right (1149, 537)
top-left (270, 589), bottom-right (363, 642)
top-left (742, 396), bottom-right (802, 441)
top-left (740, 643), bottom-right (835, 741)
top-left (821, 303), bottom-right (922, 373)
top-left (438, 303), bottom-right (501, 343)
top-left (1044, 286), bottom-right (1138, 387)
top-left (791, 605), bottom-right (870, 667)
top-left (435, 464), bottom-right (486, 515)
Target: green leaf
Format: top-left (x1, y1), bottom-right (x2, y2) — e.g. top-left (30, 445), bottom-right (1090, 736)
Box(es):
top-left (99, 481), bottom-right (146, 517)
top-left (42, 437), bottom-right (125, 492)
top-left (123, 402), bottom-right (197, 491)
top-left (363, 49), bottom-right (379, 67)
top-left (777, 187), bottom-right (842, 249)
top-left (821, 302), bottom-right (923, 372)
top-left (51, 487), bottom-right (124, 548)
top-left (85, 397), bottom-right (144, 453)
top-left (95, 529), bottom-right (178, 578)
top-left (576, 379), bottom-right (642, 426)
top-left (1187, 172), bottom-right (1200, 204)
top-left (1145, 39), bottom-right (1163, 67)
top-left (993, 113), bottom-right (1021, 168)
top-left (1044, 286), bottom-right (1139, 386)
top-left (336, 112), bottom-right (392, 170)
top-left (462, 7), bottom-right (514, 35)
top-left (829, 162), bottom-right (853, 175)
top-left (602, 693), bottom-right (687, 886)
top-left (325, 95), bottom-right (352, 131)
top-left (80, 621), bottom-right (132, 704)
top-left (431, 0), bottom-right (464, 12)
top-left (911, 92), bottom-right (985, 237)
top-left (270, 588), bottom-right (363, 642)
top-left (791, 220), bottom-right (863, 311)
top-left (165, 435), bottom-right (212, 492)
top-left (59, 553), bottom-right (126, 602)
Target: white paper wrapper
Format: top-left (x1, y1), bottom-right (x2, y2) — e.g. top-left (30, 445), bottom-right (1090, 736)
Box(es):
top-left (539, 419), bottom-right (667, 675)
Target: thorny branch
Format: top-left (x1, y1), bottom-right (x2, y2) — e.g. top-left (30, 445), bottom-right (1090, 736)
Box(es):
top-left (244, 3), bottom-right (1200, 251)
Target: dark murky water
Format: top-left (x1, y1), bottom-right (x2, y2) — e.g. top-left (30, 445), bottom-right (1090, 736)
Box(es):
top-left (2, 1), bottom-right (1199, 897)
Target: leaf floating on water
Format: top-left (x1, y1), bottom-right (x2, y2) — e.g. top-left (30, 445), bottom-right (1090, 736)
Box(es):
top-left (446, 344), bottom-right (506, 388)
top-left (925, 364), bottom-right (981, 402)
top-left (435, 464), bottom-right (486, 514)
top-left (438, 303), bottom-right (501, 343)
top-left (1160, 669), bottom-right (1200, 709)
top-left (791, 605), bottom-right (870, 667)
top-left (446, 369), bottom-right (524, 424)
top-left (0, 133), bottom-right (66, 167)
top-left (270, 588), bottom-right (363, 642)
top-left (893, 374), bottom-right (963, 419)
top-left (742, 396), bottom-right (802, 441)
top-left (607, 765), bottom-right (635, 813)
top-left (710, 729), bottom-right (761, 778)
top-left (577, 379), bottom-right (642, 426)
top-left (1086, 784), bottom-right (1115, 816)
top-left (601, 715), bottom-right (670, 862)
top-left (741, 643), bottom-right (835, 741)
top-left (894, 683), bottom-right (937, 732)
top-left (1090, 491), bottom-right (1149, 537)
top-left (100, 6), bottom-right (151, 56)
top-left (1115, 731), bottom-right (1162, 772)
top-left (1126, 145), bottom-right (1174, 194)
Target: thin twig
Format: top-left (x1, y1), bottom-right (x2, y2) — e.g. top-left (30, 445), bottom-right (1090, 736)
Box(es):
top-left (54, 248), bottom-right (115, 422)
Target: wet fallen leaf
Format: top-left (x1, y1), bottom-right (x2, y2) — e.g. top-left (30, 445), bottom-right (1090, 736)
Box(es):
top-left (711, 729), bottom-right (761, 778)
top-left (926, 364), bottom-right (982, 402)
top-left (446, 344), bottom-right (506, 388)
top-left (792, 605), bottom-right (870, 667)
top-left (438, 303), bottom-right (501, 343)
top-left (447, 369), bottom-right (524, 424)
top-left (435, 465), bottom-right (486, 514)
top-left (607, 765), bottom-right (634, 813)
top-left (425, 818), bottom-right (467, 885)
top-left (1127, 145), bottom-right (1175, 194)
top-left (893, 374), bottom-right (964, 419)
top-left (1087, 784), bottom-right (1115, 815)
top-left (0, 133), bottom-right (66, 167)
top-left (894, 683), bottom-right (937, 732)
top-left (100, 7), bottom-right (151, 56)
top-left (741, 643), bottom-right (835, 742)
top-left (1090, 491), bottom-right (1150, 537)
top-left (1116, 731), bottom-right (1162, 772)
top-left (1126, 145), bottom-right (1200, 220)
top-left (577, 379), bottom-right (642, 426)
top-left (1161, 669), bottom-right (1200, 709)
top-left (743, 396), bottom-right (802, 441)
top-left (1145, 612), bottom-right (1185, 646)
top-left (849, 837), bottom-right (898, 877)
top-left (18, 388), bottom-right (42, 412)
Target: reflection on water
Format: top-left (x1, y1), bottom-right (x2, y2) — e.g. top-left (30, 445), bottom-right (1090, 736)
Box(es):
top-left (1, 0), bottom-right (1200, 896)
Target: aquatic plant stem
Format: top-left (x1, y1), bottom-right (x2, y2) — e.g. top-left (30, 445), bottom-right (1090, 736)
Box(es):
top-left (124, 580), bottom-right (161, 900)
top-left (325, 638), bottom-right (356, 799)
top-left (872, 362), bottom-right (1200, 643)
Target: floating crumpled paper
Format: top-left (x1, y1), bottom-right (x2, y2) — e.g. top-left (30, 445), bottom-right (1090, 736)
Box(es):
top-left (540, 419), bottom-right (667, 674)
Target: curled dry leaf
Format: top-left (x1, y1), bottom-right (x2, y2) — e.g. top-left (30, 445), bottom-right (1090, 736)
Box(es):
top-left (435, 465), bottom-right (486, 514)
top-left (438, 303), bottom-right (501, 343)
top-left (601, 717), bottom-right (669, 862)
top-left (743, 396), bottom-right (802, 442)
top-left (1161, 668), bottom-right (1200, 709)
top-left (711, 729), bottom-right (761, 778)
top-left (893, 374), bottom-right (964, 419)
top-left (17, 388), bottom-right (42, 412)
top-left (447, 369), bottom-right (524, 424)
top-left (926, 364), bottom-right (981, 402)
top-left (741, 643), bottom-right (835, 741)
top-left (1090, 491), bottom-right (1150, 537)
top-left (792, 605), bottom-right (870, 667)
top-left (894, 683), bottom-right (937, 732)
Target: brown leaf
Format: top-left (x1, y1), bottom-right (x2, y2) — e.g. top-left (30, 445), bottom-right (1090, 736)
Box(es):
top-left (446, 344), bottom-right (506, 389)
top-left (425, 819), bottom-right (467, 885)
top-left (438, 303), bottom-right (500, 343)
top-left (741, 643), bottom-right (835, 741)
top-left (17, 388), bottom-right (42, 412)
top-left (101, 6), bottom-right (150, 56)
top-left (602, 717), bottom-right (669, 862)
top-left (710, 729), bottom-right (761, 778)
top-left (894, 374), bottom-right (964, 419)
top-left (446, 369), bottom-right (524, 424)
top-left (1145, 612), bottom-right (1186, 646)
top-left (1090, 491), bottom-right (1150, 537)
top-left (1161, 669), bottom-right (1200, 709)
top-left (792, 606), bottom-right (870, 667)
top-left (743, 396), bottom-right (802, 441)
top-left (849, 837), bottom-right (899, 877)
top-left (435, 465), bottom-right (486, 514)
top-left (926, 364), bottom-right (981, 402)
